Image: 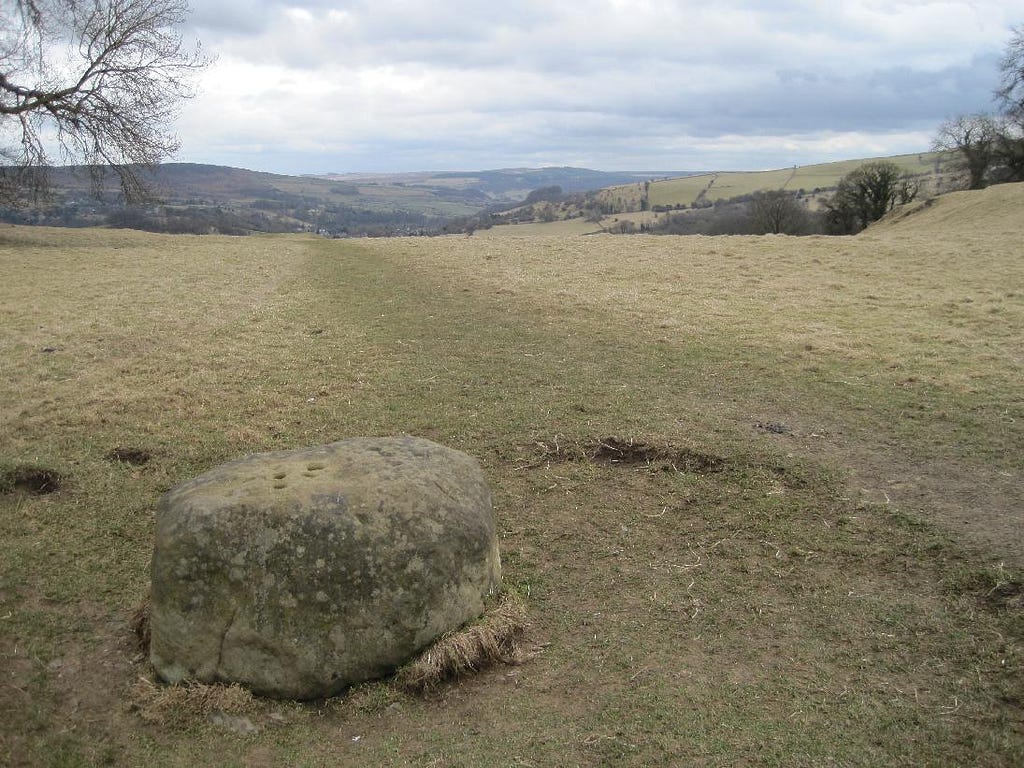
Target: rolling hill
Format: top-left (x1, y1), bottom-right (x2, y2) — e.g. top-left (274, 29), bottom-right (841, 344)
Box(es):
top-left (488, 151), bottom-right (955, 235)
top-left (867, 177), bottom-right (1024, 240)
top-left (642, 151), bottom-right (944, 209)
top-left (0, 164), bottom-right (687, 236)
top-left (0, 152), bottom-right (957, 236)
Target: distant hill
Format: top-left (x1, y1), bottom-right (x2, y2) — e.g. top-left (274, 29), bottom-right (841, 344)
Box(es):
top-left (0, 155), bottom-right (966, 237)
top-left (609, 152), bottom-right (946, 213)
top-left (319, 167), bottom-right (691, 201)
top-left (0, 163), bottom-right (690, 235)
top-left (489, 152), bottom-right (955, 233)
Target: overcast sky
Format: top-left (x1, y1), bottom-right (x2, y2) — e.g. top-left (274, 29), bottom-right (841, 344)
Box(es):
top-left (175, 1), bottom-right (1024, 175)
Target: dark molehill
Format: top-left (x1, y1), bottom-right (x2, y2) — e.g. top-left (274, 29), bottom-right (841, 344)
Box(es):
top-left (754, 421), bottom-right (792, 435)
top-left (988, 581), bottom-right (1024, 611)
top-left (106, 447), bottom-right (152, 466)
top-left (524, 436), bottom-right (726, 474)
top-left (0, 466), bottom-right (64, 495)
top-left (589, 437), bottom-right (725, 472)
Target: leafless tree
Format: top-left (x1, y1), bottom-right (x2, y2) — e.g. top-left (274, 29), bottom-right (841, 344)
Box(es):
top-left (0, 0), bottom-right (207, 203)
top-left (996, 23), bottom-right (1024, 122)
top-left (992, 24), bottom-right (1024, 183)
top-left (932, 114), bottom-right (1000, 189)
top-left (748, 190), bottom-right (806, 235)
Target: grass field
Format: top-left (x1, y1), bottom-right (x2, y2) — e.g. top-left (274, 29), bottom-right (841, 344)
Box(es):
top-left (643, 152), bottom-right (943, 209)
top-left (1, 183), bottom-right (1022, 766)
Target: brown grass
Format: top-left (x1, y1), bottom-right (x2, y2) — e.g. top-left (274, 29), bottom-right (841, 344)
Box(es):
top-left (130, 677), bottom-right (258, 729)
top-left (395, 592), bottom-right (529, 694)
top-left (1, 186), bottom-right (1022, 765)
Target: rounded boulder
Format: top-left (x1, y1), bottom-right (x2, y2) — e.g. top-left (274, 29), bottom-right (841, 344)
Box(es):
top-left (149, 436), bottom-right (501, 699)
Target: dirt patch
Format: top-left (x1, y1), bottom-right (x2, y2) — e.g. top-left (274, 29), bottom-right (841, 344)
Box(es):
top-left (986, 578), bottom-right (1024, 611)
top-left (796, 435), bottom-right (1024, 567)
top-left (970, 564), bottom-right (1024, 612)
top-left (754, 421), bottom-right (792, 435)
top-left (521, 436), bottom-right (726, 474)
top-left (105, 447), bottom-right (152, 466)
top-left (0, 465), bottom-right (64, 495)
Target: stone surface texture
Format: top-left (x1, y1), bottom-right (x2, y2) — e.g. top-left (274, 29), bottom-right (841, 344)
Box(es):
top-left (149, 436), bottom-right (501, 699)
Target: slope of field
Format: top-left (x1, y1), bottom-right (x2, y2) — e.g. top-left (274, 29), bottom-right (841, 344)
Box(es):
top-left (1, 184), bottom-right (1021, 766)
top-left (644, 152), bottom-right (942, 208)
top-left (493, 152), bottom-right (946, 235)
top-left (869, 179), bottom-right (1024, 239)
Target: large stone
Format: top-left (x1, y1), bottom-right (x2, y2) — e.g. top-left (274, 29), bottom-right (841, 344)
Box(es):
top-left (149, 436), bottom-right (501, 699)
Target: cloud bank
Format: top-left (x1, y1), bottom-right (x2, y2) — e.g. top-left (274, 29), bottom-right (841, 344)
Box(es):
top-left (175, 0), bottom-right (1024, 173)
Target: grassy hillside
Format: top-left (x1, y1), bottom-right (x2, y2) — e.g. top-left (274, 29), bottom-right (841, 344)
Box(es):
top-left (1, 183), bottom-right (1022, 766)
top-left (489, 152), bottom-right (948, 234)
top-left (645, 152), bottom-right (943, 209)
top-left (490, 152), bottom-right (951, 235)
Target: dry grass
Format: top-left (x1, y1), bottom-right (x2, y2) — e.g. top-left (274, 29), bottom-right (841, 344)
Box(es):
top-left (395, 592), bottom-right (529, 694)
top-left (1, 186), bottom-right (1022, 766)
top-left (477, 217), bottom-right (600, 237)
top-left (375, 185), bottom-right (1024, 554)
top-left (130, 677), bottom-right (258, 729)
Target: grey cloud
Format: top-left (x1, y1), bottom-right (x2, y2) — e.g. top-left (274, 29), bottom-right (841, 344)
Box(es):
top-left (177, 0), bottom-right (1024, 173)
top-left (557, 53), bottom-right (1003, 138)
top-left (187, 1), bottom-right (278, 34)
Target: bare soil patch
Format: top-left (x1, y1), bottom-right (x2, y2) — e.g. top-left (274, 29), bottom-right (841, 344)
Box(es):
top-left (0, 465), bottom-right (63, 495)
top-left (520, 435), bottom-right (726, 473)
top-left (105, 447), bottom-right (152, 466)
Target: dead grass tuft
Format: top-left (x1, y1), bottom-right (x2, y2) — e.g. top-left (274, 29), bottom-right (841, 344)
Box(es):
top-left (130, 677), bottom-right (258, 728)
top-left (395, 591), bottom-right (529, 694)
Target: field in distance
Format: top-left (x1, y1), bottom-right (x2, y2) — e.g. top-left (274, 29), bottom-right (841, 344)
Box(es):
top-left (492, 152), bottom-right (950, 234)
top-left (643, 151), bottom-right (944, 209)
top-left (1, 182), bottom-right (1021, 766)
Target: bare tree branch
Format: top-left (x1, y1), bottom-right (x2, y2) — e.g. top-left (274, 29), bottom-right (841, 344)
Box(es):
top-left (996, 23), bottom-right (1024, 122)
top-left (0, 0), bottom-right (208, 204)
top-left (932, 114), bottom-right (1000, 190)
top-left (748, 190), bottom-right (806, 235)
